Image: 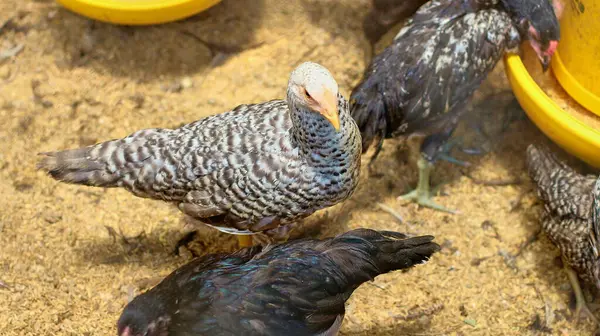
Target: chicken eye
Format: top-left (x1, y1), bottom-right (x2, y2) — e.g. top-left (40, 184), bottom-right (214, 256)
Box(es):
top-left (303, 88), bottom-right (313, 100)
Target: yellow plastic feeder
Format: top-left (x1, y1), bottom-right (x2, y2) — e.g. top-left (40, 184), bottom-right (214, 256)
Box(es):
top-left (56, 0), bottom-right (222, 25)
top-left (553, 0), bottom-right (600, 116)
top-left (504, 0), bottom-right (600, 168)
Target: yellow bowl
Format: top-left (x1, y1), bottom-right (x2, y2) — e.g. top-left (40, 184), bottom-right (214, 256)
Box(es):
top-left (552, 0), bottom-right (600, 116)
top-left (504, 53), bottom-right (600, 168)
top-left (56, 0), bottom-right (222, 25)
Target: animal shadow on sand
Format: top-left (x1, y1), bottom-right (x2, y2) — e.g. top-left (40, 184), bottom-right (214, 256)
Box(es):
top-left (45, 0), bottom-right (266, 80)
top-left (72, 224), bottom-right (238, 267)
top-left (340, 317), bottom-right (452, 336)
top-left (300, 0), bottom-right (369, 43)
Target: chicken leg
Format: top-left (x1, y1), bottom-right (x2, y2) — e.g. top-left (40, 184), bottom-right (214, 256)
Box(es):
top-left (398, 127), bottom-right (461, 214)
top-left (565, 265), bottom-right (600, 325)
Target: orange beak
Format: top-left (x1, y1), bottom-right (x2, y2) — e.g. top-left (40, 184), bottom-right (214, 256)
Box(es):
top-left (314, 88), bottom-right (340, 131)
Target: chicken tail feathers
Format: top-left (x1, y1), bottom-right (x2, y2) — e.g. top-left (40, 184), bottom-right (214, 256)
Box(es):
top-left (37, 129), bottom-right (170, 190)
top-left (323, 229), bottom-right (440, 287)
top-left (526, 144), bottom-right (572, 199)
top-left (349, 80), bottom-right (389, 158)
top-left (526, 144), bottom-right (597, 219)
top-left (38, 143), bottom-right (122, 187)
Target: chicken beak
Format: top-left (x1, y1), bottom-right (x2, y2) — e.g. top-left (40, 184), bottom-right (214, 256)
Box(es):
top-left (541, 56), bottom-right (550, 72)
top-left (540, 40), bottom-right (558, 73)
top-left (316, 89), bottom-right (340, 132)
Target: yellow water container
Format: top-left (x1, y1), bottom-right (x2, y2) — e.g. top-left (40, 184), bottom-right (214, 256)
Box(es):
top-left (56, 0), bottom-right (222, 25)
top-left (552, 0), bottom-right (600, 116)
top-left (504, 0), bottom-right (600, 168)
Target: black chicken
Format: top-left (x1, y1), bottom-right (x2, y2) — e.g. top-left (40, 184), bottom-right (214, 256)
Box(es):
top-left (350, 0), bottom-right (561, 213)
top-left (117, 229), bottom-right (440, 336)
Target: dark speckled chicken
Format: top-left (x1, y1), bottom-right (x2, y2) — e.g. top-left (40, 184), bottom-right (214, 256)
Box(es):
top-left (117, 229), bottom-right (440, 336)
top-left (527, 145), bottom-right (600, 324)
top-left (38, 62), bottom-right (362, 248)
top-left (351, 0), bottom-right (561, 213)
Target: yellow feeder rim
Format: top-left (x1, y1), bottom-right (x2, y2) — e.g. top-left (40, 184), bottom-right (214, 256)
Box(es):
top-left (552, 50), bottom-right (600, 117)
top-left (504, 53), bottom-right (600, 168)
top-left (56, 0), bottom-right (222, 25)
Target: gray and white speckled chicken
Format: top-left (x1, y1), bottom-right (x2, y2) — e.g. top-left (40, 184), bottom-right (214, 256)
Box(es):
top-left (351, 0), bottom-right (561, 213)
top-left (527, 145), bottom-right (600, 324)
top-left (38, 62), bottom-right (362, 247)
top-left (117, 228), bottom-right (440, 336)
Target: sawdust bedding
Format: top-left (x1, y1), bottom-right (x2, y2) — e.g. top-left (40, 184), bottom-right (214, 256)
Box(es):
top-left (0, 0), bottom-right (599, 335)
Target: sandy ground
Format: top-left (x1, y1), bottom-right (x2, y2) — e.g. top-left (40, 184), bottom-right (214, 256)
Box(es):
top-left (1, 0), bottom-right (599, 335)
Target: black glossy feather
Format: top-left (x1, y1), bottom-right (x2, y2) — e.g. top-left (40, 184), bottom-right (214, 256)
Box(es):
top-left (117, 229), bottom-right (440, 336)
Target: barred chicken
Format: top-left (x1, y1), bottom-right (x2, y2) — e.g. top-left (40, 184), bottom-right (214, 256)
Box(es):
top-left (38, 62), bottom-right (362, 247)
top-left (117, 228), bottom-right (440, 336)
top-left (351, 0), bottom-right (561, 213)
top-left (527, 145), bottom-right (600, 324)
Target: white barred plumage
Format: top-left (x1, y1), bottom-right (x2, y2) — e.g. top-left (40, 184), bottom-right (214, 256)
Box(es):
top-left (527, 145), bottom-right (600, 322)
top-left (527, 145), bottom-right (600, 286)
top-left (38, 62), bottom-right (362, 241)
